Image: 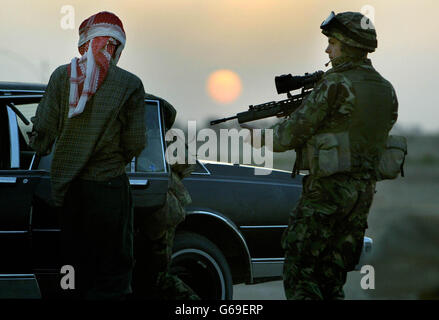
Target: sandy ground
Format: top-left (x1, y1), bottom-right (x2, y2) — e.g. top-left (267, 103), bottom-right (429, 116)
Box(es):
top-left (233, 273), bottom-right (370, 300)
top-left (233, 273), bottom-right (365, 300)
top-left (233, 157), bottom-right (439, 300)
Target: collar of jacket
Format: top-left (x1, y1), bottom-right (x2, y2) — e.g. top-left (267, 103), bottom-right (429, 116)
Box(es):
top-left (326, 57), bottom-right (372, 75)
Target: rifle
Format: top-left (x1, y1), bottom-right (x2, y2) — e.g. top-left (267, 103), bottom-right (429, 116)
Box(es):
top-left (210, 70), bottom-right (324, 126)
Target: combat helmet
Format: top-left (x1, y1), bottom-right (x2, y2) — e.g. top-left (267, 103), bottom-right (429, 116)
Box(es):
top-left (320, 11), bottom-right (377, 52)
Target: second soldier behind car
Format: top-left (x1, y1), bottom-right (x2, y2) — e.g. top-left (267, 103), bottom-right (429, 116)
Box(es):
top-left (132, 94), bottom-right (200, 300)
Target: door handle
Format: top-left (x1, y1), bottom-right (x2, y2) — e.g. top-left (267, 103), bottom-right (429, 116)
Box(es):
top-left (0, 177), bottom-right (17, 184)
top-left (129, 178), bottom-right (149, 188)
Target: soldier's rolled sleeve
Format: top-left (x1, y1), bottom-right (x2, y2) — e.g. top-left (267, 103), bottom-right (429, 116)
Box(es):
top-left (29, 67), bottom-right (62, 155)
top-left (262, 74), bottom-right (344, 152)
top-left (121, 81), bottom-right (146, 163)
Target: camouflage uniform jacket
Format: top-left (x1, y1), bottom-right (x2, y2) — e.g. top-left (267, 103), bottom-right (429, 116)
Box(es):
top-left (30, 63), bottom-right (146, 206)
top-left (263, 57), bottom-right (398, 179)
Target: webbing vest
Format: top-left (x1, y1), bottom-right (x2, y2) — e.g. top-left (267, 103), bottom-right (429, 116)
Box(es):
top-left (343, 65), bottom-right (396, 172)
top-left (295, 62), bottom-right (399, 178)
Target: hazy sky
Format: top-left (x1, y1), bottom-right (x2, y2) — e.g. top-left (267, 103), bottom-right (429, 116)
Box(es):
top-left (1, 0), bottom-right (438, 133)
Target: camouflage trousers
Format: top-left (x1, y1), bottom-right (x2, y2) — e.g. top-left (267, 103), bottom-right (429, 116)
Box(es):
top-left (132, 226), bottom-right (200, 300)
top-left (281, 173), bottom-right (375, 300)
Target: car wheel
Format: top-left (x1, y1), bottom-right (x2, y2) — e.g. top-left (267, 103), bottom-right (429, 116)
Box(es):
top-left (171, 231), bottom-right (233, 300)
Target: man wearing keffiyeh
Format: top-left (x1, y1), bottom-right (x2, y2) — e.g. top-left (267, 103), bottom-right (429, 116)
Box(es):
top-left (30, 11), bottom-right (146, 299)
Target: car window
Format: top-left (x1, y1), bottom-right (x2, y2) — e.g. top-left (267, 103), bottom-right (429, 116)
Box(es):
top-left (12, 101), bottom-right (168, 173)
top-left (14, 103), bottom-right (37, 146)
top-left (11, 103), bottom-right (38, 170)
top-left (136, 101), bottom-right (167, 173)
top-left (0, 105), bottom-right (11, 169)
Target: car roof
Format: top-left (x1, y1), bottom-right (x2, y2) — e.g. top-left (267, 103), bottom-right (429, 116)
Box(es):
top-left (0, 81), bottom-right (46, 92)
top-left (0, 82), bottom-right (162, 105)
top-left (0, 82), bottom-right (46, 105)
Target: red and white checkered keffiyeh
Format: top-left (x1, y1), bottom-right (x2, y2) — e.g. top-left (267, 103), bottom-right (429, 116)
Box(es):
top-left (68, 11), bottom-right (126, 118)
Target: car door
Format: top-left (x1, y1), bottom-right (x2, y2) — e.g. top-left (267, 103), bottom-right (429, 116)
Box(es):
top-left (129, 99), bottom-right (170, 210)
top-left (0, 104), bottom-right (45, 275)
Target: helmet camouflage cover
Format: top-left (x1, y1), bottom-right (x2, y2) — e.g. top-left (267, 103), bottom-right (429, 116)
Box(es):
top-left (321, 11), bottom-right (377, 52)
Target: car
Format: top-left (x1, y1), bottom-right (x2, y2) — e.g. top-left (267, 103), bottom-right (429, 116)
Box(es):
top-left (0, 81), bottom-right (373, 300)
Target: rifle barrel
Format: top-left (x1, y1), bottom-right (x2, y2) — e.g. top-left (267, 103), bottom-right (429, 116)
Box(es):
top-left (210, 86), bottom-right (312, 126)
top-left (210, 115), bottom-right (238, 125)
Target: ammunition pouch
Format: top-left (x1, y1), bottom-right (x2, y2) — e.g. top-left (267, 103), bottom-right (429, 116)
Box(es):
top-left (295, 133), bottom-right (407, 180)
top-left (302, 132), bottom-right (351, 178)
top-left (377, 135), bottom-right (407, 180)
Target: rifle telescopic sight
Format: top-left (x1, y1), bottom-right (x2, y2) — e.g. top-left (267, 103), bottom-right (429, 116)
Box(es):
top-left (275, 71), bottom-right (324, 95)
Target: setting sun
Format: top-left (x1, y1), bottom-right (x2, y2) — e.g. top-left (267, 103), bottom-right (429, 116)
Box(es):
top-left (207, 69), bottom-right (242, 104)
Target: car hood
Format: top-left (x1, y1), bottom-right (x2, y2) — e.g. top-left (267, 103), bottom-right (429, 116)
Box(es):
top-left (199, 160), bottom-right (304, 186)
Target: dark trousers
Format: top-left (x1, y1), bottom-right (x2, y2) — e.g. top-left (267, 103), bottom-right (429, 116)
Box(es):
top-left (60, 174), bottom-right (134, 300)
